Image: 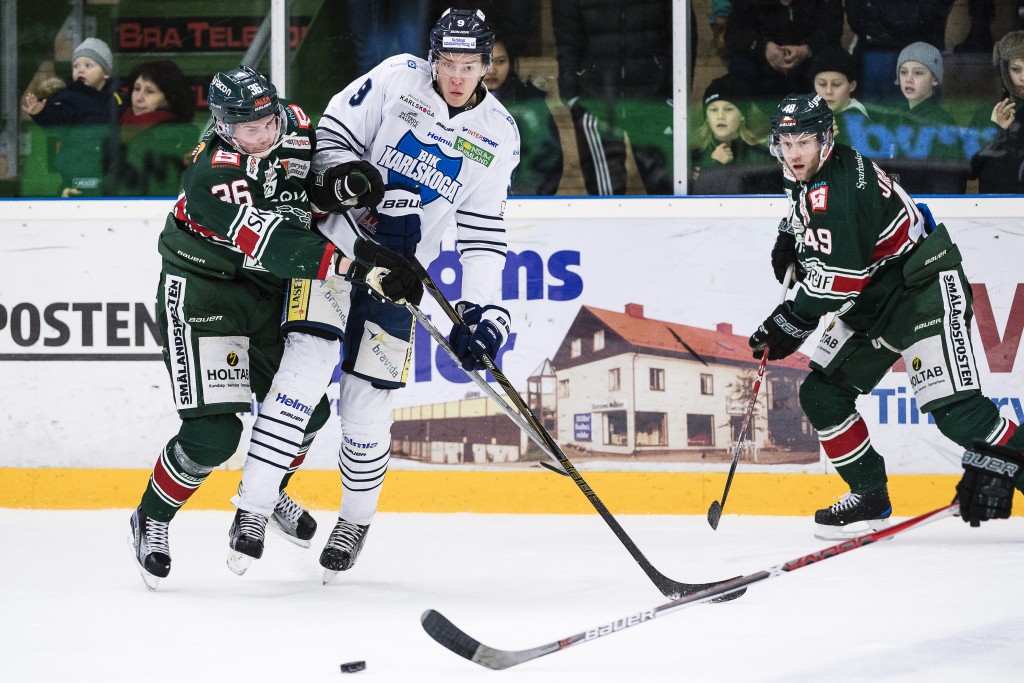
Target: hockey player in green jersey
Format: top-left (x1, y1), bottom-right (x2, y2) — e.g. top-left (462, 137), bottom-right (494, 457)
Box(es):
top-left (750, 93), bottom-right (1024, 539)
top-left (128, 65), bottom-right (422, 590)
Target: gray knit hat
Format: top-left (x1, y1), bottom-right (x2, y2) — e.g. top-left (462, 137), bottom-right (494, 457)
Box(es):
top-left (897, 42), bottom-right (943, 84)
top-left (72, 37), bottom-right (113, 75)
top-left (993, 30), bottom-right (1024, 96)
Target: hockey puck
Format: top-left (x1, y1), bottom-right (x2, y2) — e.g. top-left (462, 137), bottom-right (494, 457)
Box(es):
top-left (339, 661), bottom-right (366, 673)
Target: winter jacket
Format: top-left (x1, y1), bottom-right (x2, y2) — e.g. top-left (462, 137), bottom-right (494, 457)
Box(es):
top-left (491, 77), bottom-right (563, 195)
top-left (725, 0), bottom-right (844, 65)
top-left (552, 0), bottom-right (672, 102)
top-left (690, 138), bottom-right (781, 195)
top-left (845, 0), bottom-right (954, 56)
top-left (968, 93), bottom-right (1024, 193)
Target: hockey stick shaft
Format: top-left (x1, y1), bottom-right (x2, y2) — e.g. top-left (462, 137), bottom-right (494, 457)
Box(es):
top-left (422, 503), bottom-right (960, 669)
top-left (406, 302), bottom-right (567, 474)
top-left (708, 264), bottom-right (795, 529)
top-left (410, 258), bottom-right (740, 600)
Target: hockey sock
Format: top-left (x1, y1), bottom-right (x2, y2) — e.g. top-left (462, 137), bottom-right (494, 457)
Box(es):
top-left (818, 414), bottom-right (888, 494)
top-left (337, 374), bottom-right (393, 525)
top-left (235, 333), bottom-right (337, 516)
top-left (141, 414), bottom-right (241, 522)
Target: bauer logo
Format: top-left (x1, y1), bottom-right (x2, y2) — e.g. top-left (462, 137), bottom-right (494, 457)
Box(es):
top-left (583, 610), bottom-right (655, 640)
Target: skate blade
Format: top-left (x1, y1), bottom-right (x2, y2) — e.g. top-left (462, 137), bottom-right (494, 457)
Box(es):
top-left (127, 530), bottom-right (161, 591)
top-left (814, 518), bottom-right (891, 542)
top-left (268, 518), bottom-right (312, 549)
top-left (226, 551), bottom-right (254, 576)
top-left (322, 569), bottom-right (340, 585)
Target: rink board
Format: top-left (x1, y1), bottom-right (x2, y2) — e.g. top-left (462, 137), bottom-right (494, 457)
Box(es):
top-left (1, 197), bottom-right (1022, 515)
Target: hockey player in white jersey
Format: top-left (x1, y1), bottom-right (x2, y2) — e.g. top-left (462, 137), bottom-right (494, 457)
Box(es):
top-left (228, 7), bottom-right (519, 583)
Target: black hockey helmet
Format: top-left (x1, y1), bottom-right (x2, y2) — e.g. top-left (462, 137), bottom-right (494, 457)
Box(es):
top-left (429, 8), bottom-right (495, 63)
top-left (769, 93), bottom-right (834, 160)
top-left (208, 65), bottom-right (286, 155)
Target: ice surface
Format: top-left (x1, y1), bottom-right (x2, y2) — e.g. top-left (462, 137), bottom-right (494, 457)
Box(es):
top-left (1, 509), bottom-right (1021, 682)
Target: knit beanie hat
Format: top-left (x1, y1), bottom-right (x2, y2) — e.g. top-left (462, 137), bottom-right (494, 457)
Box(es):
top-left (72, 37), bottom-right (113, 75)
top-left (703, 74), bottom-right (750, 116)
top-left (993, 30), bottom-right (1024, 97)
top-left (809, 45), bottom-right (859, 83)
top-left (897, 42), bottom-right (943, 84)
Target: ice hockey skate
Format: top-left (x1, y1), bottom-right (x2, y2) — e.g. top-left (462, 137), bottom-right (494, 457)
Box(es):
top-left (268, 490), bottom-right (318, 548)
top-left (320, 518), bottom-right (370, 585)
top-left (227, 509), bottom-right (269, 575)
top-left (128, 506), bottom-right (171, 591)
top-left (814, 485), bottom-right (892, 540)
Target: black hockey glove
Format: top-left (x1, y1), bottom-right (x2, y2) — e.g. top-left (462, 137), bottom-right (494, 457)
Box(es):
top-left (341, 237), bottom-right (423, 305)
top-left (448, 301), bottom-right (512, 371)
top-left (771, 219), bottom-right (806, 286)
top-left (749, 301), bottom-right (817, 360)
top-left (309, 160), bottom-right (384, 213)
top-left (956, 441), bottom-right (1024, 527)
top-left (365, 184), bottom-right (422, 257)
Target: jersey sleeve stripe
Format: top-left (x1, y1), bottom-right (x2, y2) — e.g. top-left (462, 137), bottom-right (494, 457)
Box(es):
top-left (456, 221), bottom-right (506, 233)
top-left (317, 243), bottom-right (337, 280)
top-left (456, 208), bottom-right (502, 221)
top-left (318, 116), bottom-right (366, 155)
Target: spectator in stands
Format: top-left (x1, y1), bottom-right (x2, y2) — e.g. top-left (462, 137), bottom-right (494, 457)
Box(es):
top-left (881, 42), bottom-right (967, 194)
top-left (484, 36), bottom-right (563, 195)
top-left (723, 0), bottom-right (844, 100)
top-left (708, 0), bottom-right (733, 61)
top-left (346, 1), bottom-right (431, 75)
top-left (810, 46), bottom-right (872, 148)
top-left (954, 0), bottom-right (995, 53)
top-left (20, 37), bottom-right (124, 197)
top-left (107, 60), bottom-right (198, 197)
top-left (969, 30), bottom-right (1024, 193)
top-left (552, 0), bottom-right (674, 196)
top-left (845, 0), bottom-right (954, 102)
top-left (689, 74), bottom-right (780, 195)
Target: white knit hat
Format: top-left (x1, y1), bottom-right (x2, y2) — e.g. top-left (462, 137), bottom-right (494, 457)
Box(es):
top-left (897, 42), bottom-right (943, 84)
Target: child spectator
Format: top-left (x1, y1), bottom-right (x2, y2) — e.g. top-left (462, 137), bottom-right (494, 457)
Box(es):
top-left (969, 30), bottom-right (1024, 193)
top-left (20, 37), bottom-right (123, 197)
top-left (107, 60), bottom-right (198, 196)
top-left (810, 46), bottom-right (871, 148)
top-left (690, 75), bottom-right (780, 194)
top-left (881, 42), bottom-right (966, 193)
top-left (483, 36), bottom-right (563, 195)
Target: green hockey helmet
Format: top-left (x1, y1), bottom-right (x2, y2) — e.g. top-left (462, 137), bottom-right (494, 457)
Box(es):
top-left (769, 93), bottom-right (834, 161)
top-left (208, 65), bottom-right (286, 155)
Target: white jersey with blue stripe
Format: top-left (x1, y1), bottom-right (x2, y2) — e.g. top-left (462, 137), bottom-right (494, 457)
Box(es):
top-left (315, 54), bottom-right (520, 305)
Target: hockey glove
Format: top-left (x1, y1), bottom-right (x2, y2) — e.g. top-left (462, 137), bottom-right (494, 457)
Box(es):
top-left (341, 237), bottom-right (423, 305)
top-left (309, 160), bottom-right (384, 213)
top-left (448, 301), bottom-right (512, 371)
top-left (771, 219), bottom-right (806, 286)
top-left (749, 301), bottom-right (818, 360)
top-left (956, 441), bottom-right (1024, 527)
top-left (365, 184), bottom-right (422, 257)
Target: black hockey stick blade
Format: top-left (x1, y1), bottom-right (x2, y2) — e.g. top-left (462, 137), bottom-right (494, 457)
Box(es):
top-left (707, 500), bottom-right (723, 530)
top-left (422, 504), bottom-right (959, 669)
top-left (539, 460), bottom-right (571, 477)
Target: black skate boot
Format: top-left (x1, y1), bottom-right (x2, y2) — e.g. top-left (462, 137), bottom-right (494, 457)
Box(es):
top-left (319, 518), bottom-right (370, 585)
top-left (814, 485), bottom-right (892, 540)
top-left (226, 509), bottom-right (268, 576)
top-left (128, 506), bottom-right (170, 591)
top-left (269, 490), bottom-right (317, 548)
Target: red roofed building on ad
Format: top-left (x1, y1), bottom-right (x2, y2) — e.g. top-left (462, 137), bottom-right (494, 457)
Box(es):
top-left (549, 304), bottom-right (818, 463)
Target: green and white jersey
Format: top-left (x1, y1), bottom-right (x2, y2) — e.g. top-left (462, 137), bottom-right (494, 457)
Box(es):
top-left (787, 143), bottom-right (925, 328)
top-left (158, 100), bottom-right (335, 295)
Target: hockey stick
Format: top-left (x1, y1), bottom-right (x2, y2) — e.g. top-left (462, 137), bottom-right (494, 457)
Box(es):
top-left (406, 301), bottom-right (568, 475)
top-left (707, 264), bottom-right (795, 530)
top-left (409, 257), bottom-right (743, 600)
top-left (422, 503), bottom-right (959, 670)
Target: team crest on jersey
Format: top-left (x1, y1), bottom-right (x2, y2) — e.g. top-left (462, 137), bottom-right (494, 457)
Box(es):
top-left (288, 104), bottom-right (311, 129)
top-left (263, 166), bottom-right (278, 197)
top-left (377, 130), bottom-right (463, 204)
top-left (212, 149), bottom-right (241, 167)
top-left (808, 185), bottom-right (829, 213)
top-left (246, 156), bottom-right (260, 180)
